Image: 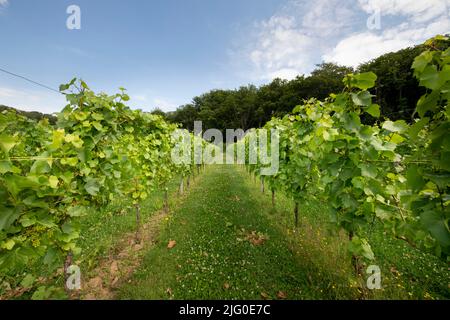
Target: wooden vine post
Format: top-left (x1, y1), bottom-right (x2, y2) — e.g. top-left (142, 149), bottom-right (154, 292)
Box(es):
top-left (260, 177), bottom-right (265, 193)
top-left (63, 251), bottom-right (73, 293)
top-left (272, 189), bottom-right (275, 207)
top-left (179, 177), bottom-right (184, 195)
top-left (348, 231), bottom-right (362, 276)
top-left (164, 188), bottom-right (169, 213)
top-left (135, 204), bottom-right (141, 243)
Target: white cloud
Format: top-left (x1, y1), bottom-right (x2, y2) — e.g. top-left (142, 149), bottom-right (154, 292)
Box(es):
top-left (125, 92), bottom-right (178, 112)
top-left (0, 86), bottom-right (177, 114)
top-left (268, 68), bottom-right (301, 80)
top-left (133, 94), bottom-right (147, 102)
top-left (239, 0), bottom-right (450, 80)
top-left (358, 0), bottom-right (450, 23)
top-left (240, 0), bottom-right (360, 80)
top-left (248, 15), bottom-right (315, 79)
top-left (153, 98), bottom-right (177, 112)
top-left (323, 32), bottom-right (411, 67)
top-left (301, 0), bottom-right (356, 36)
top-left (0, 0), bottom-right (8, 13)
top-left (0, 86), bottom-right (66, 114)
top-left (324, 2), bottom-right (450, 67)
top-left (0, 87), bottom-right (17, 98)
top-left (52, 45), bottom-right (91, 58)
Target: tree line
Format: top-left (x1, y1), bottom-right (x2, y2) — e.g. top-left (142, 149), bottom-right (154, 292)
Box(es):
top-left (160, 44), bottom-right (442, 136)
top-left (0, 105), bottom-right (57, 124)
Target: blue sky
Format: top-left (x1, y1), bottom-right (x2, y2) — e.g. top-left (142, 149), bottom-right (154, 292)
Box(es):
top-left (0, 0), bottom-right (449, 113)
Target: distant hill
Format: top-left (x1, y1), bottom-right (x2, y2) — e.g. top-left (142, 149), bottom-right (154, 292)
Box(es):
top-left (0, 105), bottom-right (57, 124)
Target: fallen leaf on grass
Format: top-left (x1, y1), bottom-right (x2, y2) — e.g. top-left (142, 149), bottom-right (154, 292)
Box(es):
top-left (390, 266), bottom-right (399, 275)
top-left (167, 240), bottom-right (177, 249)
top-left (223, 283), bottom-right (230, 290)
top-left (111, 277), bottom-right (119, 287)
top-left (237, 229), bottom-right (268, 246)
top-left (277, 291), bottom-right (287, 299)
top-left (248, 231), bottom-right (268, 246)
top-left (250, 237), bottom-right (265, 246)
top-left (87, 277), bottom-right (103, 289)
top-left (110, 261), bottom-right (119, 275)
top-left (261, 292), bottom-right (269, 299)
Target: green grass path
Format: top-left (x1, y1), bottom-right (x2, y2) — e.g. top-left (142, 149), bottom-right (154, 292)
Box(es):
top-left (118, 165), bottom-right (313, 299)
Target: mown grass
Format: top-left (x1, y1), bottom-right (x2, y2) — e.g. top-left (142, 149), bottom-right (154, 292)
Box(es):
top-left (118, 165), bottom-right (449, 300)
top-left (119, 165), bottom-right (317, 299)
top-left (241, 167), bottom-right (450, 300)
top-left (74, 176), bottom-right (181, 272)
top-left (0, 175), bottom-right (184, 299)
